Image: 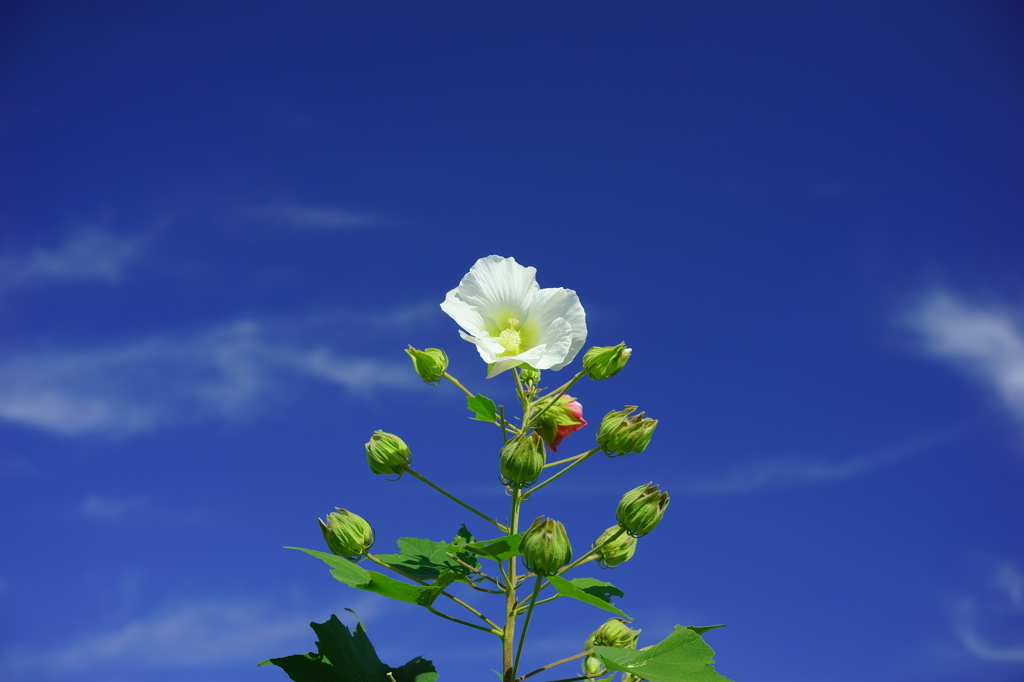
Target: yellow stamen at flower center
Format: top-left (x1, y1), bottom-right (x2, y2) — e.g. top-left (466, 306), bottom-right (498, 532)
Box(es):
top-left (498, 318), bottom-right (522, 355)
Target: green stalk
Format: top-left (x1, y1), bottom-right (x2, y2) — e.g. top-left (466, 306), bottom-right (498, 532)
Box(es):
top-left (527, 448), bottom-right (601, 497)
top-left (443, 371), bottom-right (475, 397)
top-left (406, 467), bottom-right (508, 532)
top-left (512, 576), bottom-right (544, 679)
top-left (503, 487), bottom-right (523, 682)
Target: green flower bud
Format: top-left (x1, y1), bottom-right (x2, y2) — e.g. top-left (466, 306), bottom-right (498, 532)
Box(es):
top-left (581, 651), bottom-right (604, 676)
top-left (616, 483), bottom-right (670, 537)
top-left (595, 406), bottom-right (657, 456)
top-left (499, 433), bottom-right (546, 488)
top-left (582, 342), bottom-right (632, 380)
top-left (519, 365), bottom-right (541, 386)
top-left (365, 430), bottom-right (412, 476)
top-left (592, 617), bottom-right (641, 649)
top-left (318, 508), bottom-right (374, 560)
top-left (405, 346), bottom-right (449, 385)
top-left (520, 516), bottom-right (573, 577)
top-left (593, 525), bottom-right (637, 568)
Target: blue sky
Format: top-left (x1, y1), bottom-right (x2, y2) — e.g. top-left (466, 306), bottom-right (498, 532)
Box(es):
top-left (1, 2), bottom-right (1023, 681)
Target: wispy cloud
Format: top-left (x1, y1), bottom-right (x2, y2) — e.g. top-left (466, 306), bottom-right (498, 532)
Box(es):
top-left (0, 229), bottom-right (141, 291)
top-left (249, 203), bottom-right (393, 229)
top-left (905, 291), bottom-right (1024, 422)
top-left (0, 320), bottom-right (418, 435)
top-left (2, 595), bottom-right (383, 675)
top-left (677, 428), bottom-right (965, 496)
top-left (954, 562), bottom-right (1024, 663)
top-left (81, 495), bottom-right (148, 522)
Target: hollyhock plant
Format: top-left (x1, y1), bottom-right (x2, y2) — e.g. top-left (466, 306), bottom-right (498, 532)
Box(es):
top-left (534, 394), bottom-right (587, 451)
top-left (440, 255), bottom-right (587, 377)
top-left (266, 256), bottom-right (735, 682)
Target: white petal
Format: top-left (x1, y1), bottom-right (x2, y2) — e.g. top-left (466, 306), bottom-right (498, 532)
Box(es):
top-left (441, 256), bottom-right (539, 337)
top-left (459, 329), bottom-right (503, 364)
top-left (521, 287), bottom-right (587, 370)
top-left (486, 357), bottom-right (524, 378)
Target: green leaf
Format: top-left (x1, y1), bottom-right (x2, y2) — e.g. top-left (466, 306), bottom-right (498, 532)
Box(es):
top-left (415, 570), bottom-right (459, 606)
top-left (547, 575), bottom-right (630, 619)
top-left (569, 577), bottom-right (625, 602)
top-left (464, 533), bottom-right (523, 562)
top-left (467, 394), bottom-right (497, 422)
top-left (288, 547), bottom-right (372, 586)
top-left (593, 625), bottom-right (733, 682)
top-left (374, 528), bottom-right (480, 582)
top-left (259, 614), bottom-right (438, 682)
top-left (686, 625), bottom-right (726, 636)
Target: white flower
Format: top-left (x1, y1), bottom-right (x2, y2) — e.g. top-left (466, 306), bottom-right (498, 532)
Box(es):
top-left (441, 256), bottom-right (587, 378)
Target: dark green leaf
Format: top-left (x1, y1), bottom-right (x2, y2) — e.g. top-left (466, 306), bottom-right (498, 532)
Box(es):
top-left (569, 577), bottom-right (625, 602)
top-left (467, 394), bottom-right (497, 422)
top-left (593, 625), bottom-right (733, 682)
top-left (258, 653), bottom-right (338, 682)
top-left (374, 531), bottom-right (479, 582)
top-left (547, 575), bottom-right (630, 619)
top-left (288, 547), bottom-right (372, 586)
top-left (464, 533), bottom-right (523, 562)
top-left (260, 614), bottom-right (438, 682)
top-left (686, 625), bottom-right (726, 636)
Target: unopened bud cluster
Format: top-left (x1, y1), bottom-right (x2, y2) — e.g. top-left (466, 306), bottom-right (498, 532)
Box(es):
top-left (319, 508), bottom-right (374, 560)
top-left (365, 430), bottom-right (412, 476)
top-left (596, 406), bottom-right (657, 456)
top-left (519, 365), bottom-right (541, 386)
top-left (499, 433), bottom-right (546, 488)
top-left (583, 342), bottom-right (631, 380)
top-left (593, 524), bottom-right (637, 568)
top-left (582, 618), bottom-right (641, 675)
top-left (616, 482), bottom-right (670, 537)
top-left (406, 346), bottom-right (449, 385)
top-left (520, 516), bottom-right (573, 576)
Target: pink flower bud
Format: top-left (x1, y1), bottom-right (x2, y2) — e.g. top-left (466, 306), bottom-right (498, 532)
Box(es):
top-left (533, 394), bottom-right (587, 452)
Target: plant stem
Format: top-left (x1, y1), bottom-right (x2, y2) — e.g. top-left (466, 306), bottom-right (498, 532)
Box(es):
top-left (503, 487), bottom-right (523, 682)
top-left (443, 372), bottom-right (475, 397)
top-left (515, 593), bottom-right (559, 615)
top-left (446, 551), bottom-right (503, 587)
top-left (512, 576), bottom-right (543, 679)
top-left (543, 451), bottom-right (590, 468)
top-left (529, 371), bottom-right (586, 425)
top-left (406, 467), bottom-right (509, 532)
top-left (516, 649), bottom-right (593, 681)
top-left (366, 553), bottom-right (501, 631)
top-left (527, 448), bottom-right (601, 497)
top-left (558, 527), bottom-right (626, 575)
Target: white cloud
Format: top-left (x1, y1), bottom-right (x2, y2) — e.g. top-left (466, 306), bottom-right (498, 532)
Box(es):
top-left (952, 563), bottom-right (1024, 663)
top-left (2, 596), bottom-right (383, 674)
top-left (905, 291), bottom-right (1024, 422)
top-left (677, 429), bottom-right (963, 496)
top-left (81, 495), bottom-right (148, 521)
top-left (0, 229), bottom-right (140, 290)
top-left (0, 320), bottom-right (418, 435)
top-left (250, 203), bottom-right (392, 229)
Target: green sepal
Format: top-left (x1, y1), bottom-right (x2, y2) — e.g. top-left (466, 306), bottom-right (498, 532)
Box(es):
top-left (467, 394), bottom-right (498, 422)
top-left (593, 625), bottom-right (733, 682)
top-left (259, 613), bottom-right (438, 682)
top-left (463, 533), bottom-right (524, 562)
top-left (547, 575), bottom-right (630, 619)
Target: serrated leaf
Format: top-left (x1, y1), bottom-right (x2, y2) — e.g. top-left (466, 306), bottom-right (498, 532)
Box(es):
top-left (547, 575), bottom-right (630, 619)
top-left (464, 533), bottom-right (523, 561)
top-left (686, 625), bottom-right (726, 636)
top-left (374, 529), bottom-right (479, 582)
top-left (260, 614), bottom-right (438, 682)
top-left (467, 394), bottom-right (497, 422)
top-left (593, 625), bottom-right (733, 682)
top-left (288, 547), bottom-right (372, 586)
top-left (569, 577), bottom-right (625, 602)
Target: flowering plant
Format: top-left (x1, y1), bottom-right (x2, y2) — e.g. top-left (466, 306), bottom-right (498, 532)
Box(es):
top-left (260, 256), bottom-right (734, 682)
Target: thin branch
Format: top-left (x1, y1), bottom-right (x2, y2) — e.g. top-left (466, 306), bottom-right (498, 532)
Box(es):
top-left (406, 467), bottom-right (508, 532)
top-left (526, 448), bottom-right (601, 497)
top-left (443, 372), bottom-right (475, 397)
top-left (516, 650), bottom-right (594, 681)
